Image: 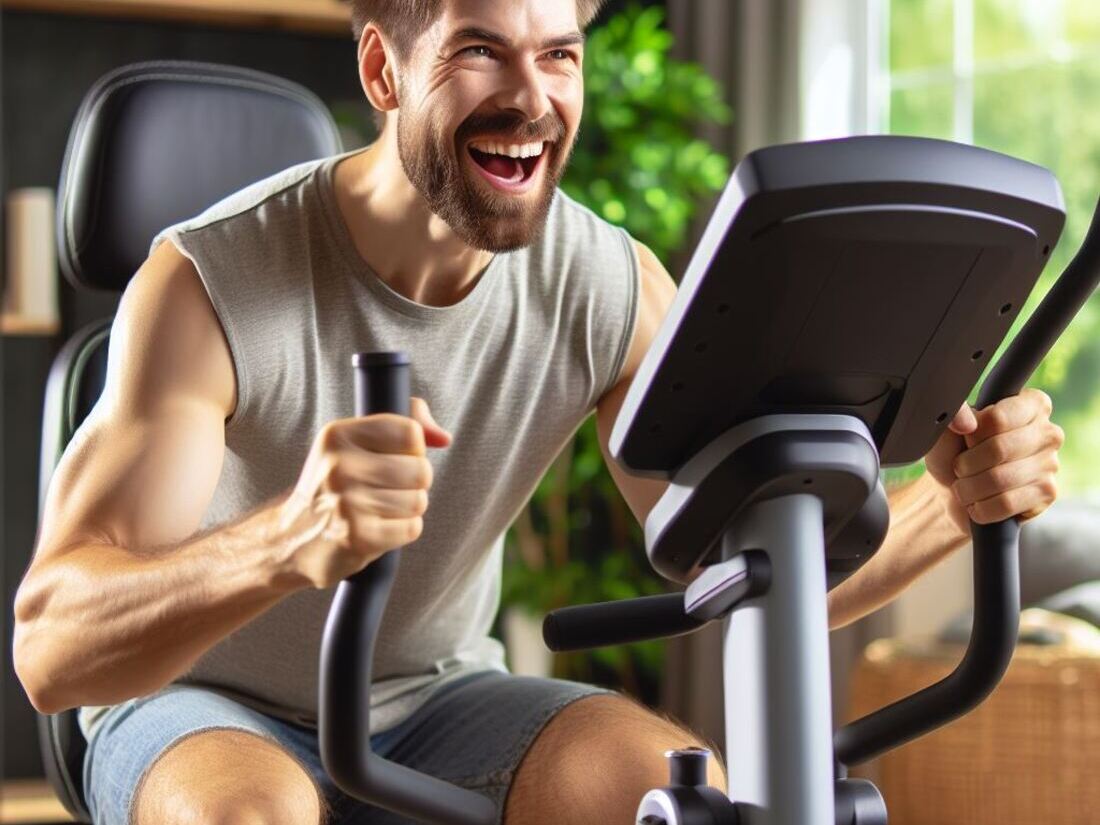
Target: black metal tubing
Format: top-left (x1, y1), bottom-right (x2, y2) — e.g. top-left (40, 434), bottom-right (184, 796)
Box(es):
top-left (319, 352), bottom-right (497, 825)
top-left (543, 593), bottom-right (708, 652)
top-left (835, 196), bottom-right (1100, 767)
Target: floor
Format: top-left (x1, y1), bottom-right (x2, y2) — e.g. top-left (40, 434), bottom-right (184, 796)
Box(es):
top-left (0, 780), bottom-right (73, 825)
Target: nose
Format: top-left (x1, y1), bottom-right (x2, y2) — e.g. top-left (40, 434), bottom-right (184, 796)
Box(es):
top-left (492, 58), bottom-right (553, 123)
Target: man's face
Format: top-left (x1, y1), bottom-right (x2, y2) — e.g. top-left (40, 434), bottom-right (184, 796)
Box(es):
top-left (392, 0), bottom-right (585, 252)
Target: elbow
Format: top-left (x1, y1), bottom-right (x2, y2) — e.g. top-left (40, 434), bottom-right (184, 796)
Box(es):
top-left (13, 590), bottom-right (78, 715)
top-left (12, 626), bottom-right (74, 715)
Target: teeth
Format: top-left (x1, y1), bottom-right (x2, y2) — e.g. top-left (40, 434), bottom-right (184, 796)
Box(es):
top-left (471, 140), bottom-right (544, 159)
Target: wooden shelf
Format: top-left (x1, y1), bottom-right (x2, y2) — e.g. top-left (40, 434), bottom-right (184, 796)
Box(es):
top-left (1, 0), bottom-right (353, 36)
top-left (1, 314), bottom-right (60, 336)
top-left (0, 779), bottom-right (73, 824)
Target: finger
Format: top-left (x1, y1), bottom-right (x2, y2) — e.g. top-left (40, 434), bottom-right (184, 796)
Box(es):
top-left (965, 389), bottom-right (1050, 448)
top-left (966, 474), bottom-right (1058, 525)
top-left (953, 417), bottom-right (1062, 478)
top-left (338, 450), bottom-right (433, 490)
top-left (947, 403), bottom-right (978, 435)
top-left (343, 485), bottom-right (429, 519)
top-left (335, 414), bottom-right (426, 456)
top-left (411, 397), bottom-right (452, 448)
top-left (354, 514), bottom-right (424, 549)
top-left (951, 450), bottom-right (1060, 506)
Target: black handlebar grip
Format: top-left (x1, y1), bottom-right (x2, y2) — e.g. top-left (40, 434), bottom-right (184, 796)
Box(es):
top-left (319, 352), bottom-right (497, 825)
top-left (543, 593), bottom-right (707, 652)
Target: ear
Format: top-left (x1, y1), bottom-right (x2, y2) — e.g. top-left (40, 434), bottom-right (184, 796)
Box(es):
top-left (358, 24), bottom-right (399, 116)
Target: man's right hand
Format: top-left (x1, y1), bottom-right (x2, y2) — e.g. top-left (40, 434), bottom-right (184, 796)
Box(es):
top-left (275, 397), bottom-right (452, 589)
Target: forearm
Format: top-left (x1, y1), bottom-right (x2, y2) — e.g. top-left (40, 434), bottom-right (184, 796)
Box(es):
top-left (827, 473), bottom-right (970, 629)
top-left (13, 492), bottom-right (307, 713)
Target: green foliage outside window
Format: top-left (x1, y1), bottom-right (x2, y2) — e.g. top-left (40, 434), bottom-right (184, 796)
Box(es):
top-left (886, 0), bottom-right (1100, 496)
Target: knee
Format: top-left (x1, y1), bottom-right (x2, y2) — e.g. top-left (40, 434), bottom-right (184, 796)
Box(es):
top-left (574, 696), bottom-right (727, 796)
top-left (132, 729), bottom-right (324, 825)
top-left (506, 694), bottom-right (727, 825)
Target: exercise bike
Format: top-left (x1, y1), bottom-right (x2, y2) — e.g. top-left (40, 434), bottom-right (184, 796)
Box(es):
top-left (320, 135), bottom-right (1100, 825)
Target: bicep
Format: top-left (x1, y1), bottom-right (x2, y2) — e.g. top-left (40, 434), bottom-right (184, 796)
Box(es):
top-left (33, 241), bottom-right (236, 562)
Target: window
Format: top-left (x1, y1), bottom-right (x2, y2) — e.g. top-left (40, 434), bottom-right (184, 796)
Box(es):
top-left (881, 0), bottom-right (1100, 496)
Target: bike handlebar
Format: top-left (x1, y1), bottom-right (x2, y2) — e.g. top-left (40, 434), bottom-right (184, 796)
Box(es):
top-left (836, 195), bottom-right (1100, 766)
top-left (319, 352), bottom-right (497, 825)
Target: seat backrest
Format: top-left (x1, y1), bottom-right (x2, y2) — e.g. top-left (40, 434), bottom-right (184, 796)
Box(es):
top-left (37, 59), bottom-right (344, 822)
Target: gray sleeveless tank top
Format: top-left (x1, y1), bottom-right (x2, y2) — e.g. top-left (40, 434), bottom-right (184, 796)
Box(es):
top-left (79, 146), bottom-right (640, 740)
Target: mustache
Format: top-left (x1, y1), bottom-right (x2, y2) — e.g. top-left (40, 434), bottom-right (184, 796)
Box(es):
top-left (455, 111), bottom-right (565, 146)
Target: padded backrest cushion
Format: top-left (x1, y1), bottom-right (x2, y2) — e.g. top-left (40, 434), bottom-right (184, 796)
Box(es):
top-left (56, 60), bottom-right (343, 292)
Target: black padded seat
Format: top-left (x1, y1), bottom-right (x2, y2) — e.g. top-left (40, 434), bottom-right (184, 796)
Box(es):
top-left (36, 60), bottom-right (343, 822)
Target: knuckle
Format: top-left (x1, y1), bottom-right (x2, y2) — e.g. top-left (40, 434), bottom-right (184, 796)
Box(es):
top-left (988, 435), bottom-right (1011, 464)
top-left (327, 455), bottom-right (350, 490)
top-left (402, 418), bottom-right (425, 450)
top-left (1051, 423), bottom-right (1066, 447)
top-left (952, 454), bottom-right (968, 477)
top-left (359, 513), bottom-right (383, 541)
top-left (986, 407), bottom-right (1010, 433)
top-left (987, 495), bottom-right (1010, 522)
top-left (320, 454), bottom-right (344, 492)
top-left (988, 464), bottom-right (1013, 491)
top-left (319, 422), bottom-right (341, 452)
top-left (415, 489), bottom-right (430, 516)
top-left (407, 516), bottom-right (424, 543)
top-left (418, 458), bottom-right (434, 489)
top-left (951, 478), bottom-right (967, 502)
top-left (1032, 388), bottom-right (1053, 414)
top-left (1040, 474), bottom-right (1058, 499)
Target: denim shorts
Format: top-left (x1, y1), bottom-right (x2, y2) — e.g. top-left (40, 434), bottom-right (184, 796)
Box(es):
top-left (82, 670), bottom-right (615, 825)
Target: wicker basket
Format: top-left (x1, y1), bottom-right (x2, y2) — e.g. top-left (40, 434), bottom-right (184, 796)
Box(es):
top-left (847, 609), bottom-right (1100, 825)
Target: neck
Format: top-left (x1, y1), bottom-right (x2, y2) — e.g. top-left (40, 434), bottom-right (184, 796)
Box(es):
top-left (331, 127), bottom-right (495, 307)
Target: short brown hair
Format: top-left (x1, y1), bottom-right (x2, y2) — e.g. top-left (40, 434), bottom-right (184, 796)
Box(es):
top-left (345, 0), bottom-right (607, 51)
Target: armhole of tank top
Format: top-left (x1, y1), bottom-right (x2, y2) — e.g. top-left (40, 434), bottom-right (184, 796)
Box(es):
top-left (164, 231), bottom-right (252, 434)
top-left (598, 227), bottom-right (641, 404)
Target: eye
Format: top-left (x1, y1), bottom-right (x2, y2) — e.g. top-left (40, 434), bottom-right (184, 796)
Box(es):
top-left (545, 49), bottom-right (573, 61)
top-left (460, 45), bottom-right (495, 59)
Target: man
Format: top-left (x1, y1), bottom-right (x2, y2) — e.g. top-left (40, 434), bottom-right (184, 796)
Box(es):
top-left (13, 1), bottom-right (1064, 823)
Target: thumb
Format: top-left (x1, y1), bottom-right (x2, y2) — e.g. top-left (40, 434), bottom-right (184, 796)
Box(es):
top-left (411, 397), bottom-right (452, 448)
top-left (947, 402), bottom-right (977, 436)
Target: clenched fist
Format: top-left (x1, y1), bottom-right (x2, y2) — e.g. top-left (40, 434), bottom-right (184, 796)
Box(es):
top-left (274, 397), bottom-right (452, 589)
top-left (925, 387), bottom-right (1064, 535)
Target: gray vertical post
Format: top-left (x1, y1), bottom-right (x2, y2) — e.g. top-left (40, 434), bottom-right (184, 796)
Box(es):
top-left (722, 494), bottom-right (835, 825)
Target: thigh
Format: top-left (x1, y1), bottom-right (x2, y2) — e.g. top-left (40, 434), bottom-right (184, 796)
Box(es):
top-left (84, 684), bottom-right (338, 825)
top-left (338, 670), bottom-right (616, 825)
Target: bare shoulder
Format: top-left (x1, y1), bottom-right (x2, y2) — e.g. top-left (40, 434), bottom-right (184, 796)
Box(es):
top-left (117, 238), bottom-right (237, 420)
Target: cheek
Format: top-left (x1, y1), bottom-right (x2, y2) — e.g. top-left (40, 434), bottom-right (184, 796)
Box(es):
top-left (551, 76), bottom-right (584, 125)
top-left (434, 72), bottom-right (498, 116)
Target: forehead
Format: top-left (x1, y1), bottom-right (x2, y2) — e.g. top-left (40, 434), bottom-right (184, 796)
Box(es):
top-left (429, 0), bottom-right (581, 45)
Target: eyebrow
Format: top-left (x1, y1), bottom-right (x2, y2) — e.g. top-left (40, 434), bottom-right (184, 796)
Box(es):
top-left (447, 26), bottom-right (586, 51)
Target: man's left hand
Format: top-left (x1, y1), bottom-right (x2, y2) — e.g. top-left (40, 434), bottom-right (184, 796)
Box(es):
top-left (924, 387), bottom-right (1065, 535)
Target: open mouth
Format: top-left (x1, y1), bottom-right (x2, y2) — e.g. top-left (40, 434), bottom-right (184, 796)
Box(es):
top-left (467, 139), bottom-right (546, 190)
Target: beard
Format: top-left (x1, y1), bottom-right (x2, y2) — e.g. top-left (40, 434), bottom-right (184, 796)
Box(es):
top-left (397, 107), bottom-right (573, 252)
